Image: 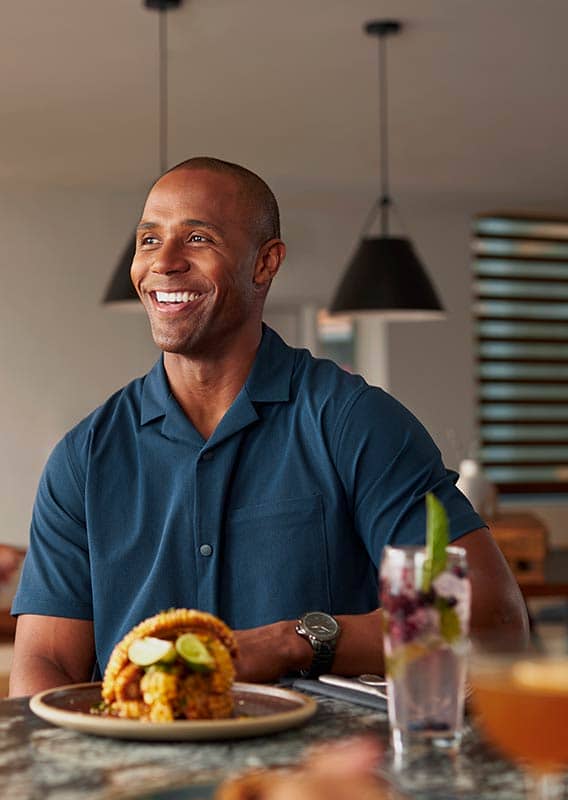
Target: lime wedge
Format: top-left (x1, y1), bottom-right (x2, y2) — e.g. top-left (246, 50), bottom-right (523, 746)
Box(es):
top-left (127, 637), bottom-right (177, 667)
top-left (175, 633), bottom-right (215, 672)
top-left (421, 492), bottom-right (450, 592)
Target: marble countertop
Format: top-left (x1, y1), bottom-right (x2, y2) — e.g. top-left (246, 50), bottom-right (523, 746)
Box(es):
top-left (0, 690), bottom-right (564, 800)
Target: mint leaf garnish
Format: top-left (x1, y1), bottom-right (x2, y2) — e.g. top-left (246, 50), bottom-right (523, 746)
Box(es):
top-left (421, 492), bottom-right (450, 592)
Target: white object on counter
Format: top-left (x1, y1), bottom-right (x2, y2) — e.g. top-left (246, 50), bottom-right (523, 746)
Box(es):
top-left (457, 458), bottom-right (497, 518)
top-left (319, 674), bottom-right (388, 700)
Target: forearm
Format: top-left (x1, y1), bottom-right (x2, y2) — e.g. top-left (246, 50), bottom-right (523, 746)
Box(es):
top-left (329, 610), bottom-right (384, 676)
top-left (9, 654), bottom-right (82, 698)
top-left (234, 610), bottom-right (384, 683)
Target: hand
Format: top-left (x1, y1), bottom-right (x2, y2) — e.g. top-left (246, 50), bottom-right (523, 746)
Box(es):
top-left (233, 620), bottom-right (311, 683)
top-left (216, 736), bottom-right (392, 800)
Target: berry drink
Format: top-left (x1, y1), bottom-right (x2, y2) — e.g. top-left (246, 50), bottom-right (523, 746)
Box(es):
top-left (380, 544), bottom-right (471, 754)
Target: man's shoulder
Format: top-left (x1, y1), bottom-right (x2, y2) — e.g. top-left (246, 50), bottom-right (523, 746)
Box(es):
top-left (291, 345), bottom-right (376, 406)
top-left (284, 342), bottom-right (429, 449)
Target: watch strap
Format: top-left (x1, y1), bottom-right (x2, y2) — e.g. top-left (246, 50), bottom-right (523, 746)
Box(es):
top-left (299, 639), bottom-right (336, 679)
top-left (296, 612), bottom-right (340, 679)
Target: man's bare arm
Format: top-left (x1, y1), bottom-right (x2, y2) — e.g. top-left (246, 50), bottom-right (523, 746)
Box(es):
top-left (9, 615), bottom-right (95, 697)
top-left (458, 526), bottom-right (530, 650)
top-left (234, 528), bottom-right (530, 683)
top-left (234, 610), bottom-right (384, 683)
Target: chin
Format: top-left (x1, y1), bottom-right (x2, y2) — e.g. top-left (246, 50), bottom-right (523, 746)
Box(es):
top-left (151, 329), bottom-right (210, 358)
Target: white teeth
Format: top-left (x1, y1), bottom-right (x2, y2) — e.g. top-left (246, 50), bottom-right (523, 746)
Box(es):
top-left (155, 291), bottom-right (201, 303)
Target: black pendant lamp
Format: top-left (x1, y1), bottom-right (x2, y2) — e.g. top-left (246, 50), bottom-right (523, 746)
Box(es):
top-left (329, 21), bottom-right (445, 319)
top-left (103, 0), bottom-right (182, 308)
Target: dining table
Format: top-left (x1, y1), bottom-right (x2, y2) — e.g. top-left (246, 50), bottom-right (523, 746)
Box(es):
top-left (2, 679), bottom-right (565, 800)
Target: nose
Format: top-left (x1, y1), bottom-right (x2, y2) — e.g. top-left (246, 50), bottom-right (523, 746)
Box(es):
top-left (151, 237), bottom-right (189, 275)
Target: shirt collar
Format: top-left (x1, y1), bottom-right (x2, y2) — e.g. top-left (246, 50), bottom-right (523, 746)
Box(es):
top-left (244, 324), bottom-right (294, 403)
top-left (140, 324), bottom-right (294, 427)
top-left (140, 357), bottom-right (171, 426)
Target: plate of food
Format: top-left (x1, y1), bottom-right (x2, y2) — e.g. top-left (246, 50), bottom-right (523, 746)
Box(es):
top-left (29, 608), bottom-right (317, 741)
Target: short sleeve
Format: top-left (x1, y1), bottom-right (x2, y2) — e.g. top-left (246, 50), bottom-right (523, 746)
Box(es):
top-left (333, 386), bottom-right (485, 563)
top-left (11, 433), bottom-right (93, 620)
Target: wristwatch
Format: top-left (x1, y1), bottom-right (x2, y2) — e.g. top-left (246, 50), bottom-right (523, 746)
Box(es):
top-left (295, 611), bottom-right (341, 678)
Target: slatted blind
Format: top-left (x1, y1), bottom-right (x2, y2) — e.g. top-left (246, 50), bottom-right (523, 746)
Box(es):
top-left (474, 213), bottom-right (568, 494)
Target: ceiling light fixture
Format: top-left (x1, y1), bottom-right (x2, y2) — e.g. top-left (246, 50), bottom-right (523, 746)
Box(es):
top-left (329, 20), bottom-right (445, 319)
top-left (103, 0), bottom-right (182, 308)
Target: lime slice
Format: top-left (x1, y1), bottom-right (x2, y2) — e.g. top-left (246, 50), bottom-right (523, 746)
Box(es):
top-left (421, 492), bottom-right (450, 592)
top-left (127, 637), bottom-right (177, 667)
top-left (175, 633), bottom-right (215, 672)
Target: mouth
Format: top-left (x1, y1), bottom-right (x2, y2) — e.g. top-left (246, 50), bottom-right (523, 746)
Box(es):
top-left (148, 289), bottom-right (205, 312)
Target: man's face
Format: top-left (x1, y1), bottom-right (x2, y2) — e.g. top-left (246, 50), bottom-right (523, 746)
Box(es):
top-left (131, 168), bottom-right (265, 357)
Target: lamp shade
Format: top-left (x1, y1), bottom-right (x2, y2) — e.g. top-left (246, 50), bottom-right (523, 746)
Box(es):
top-left (103, 233), bottom-right (141, 308)
top-left (329, 236), bottom-right (445, 319)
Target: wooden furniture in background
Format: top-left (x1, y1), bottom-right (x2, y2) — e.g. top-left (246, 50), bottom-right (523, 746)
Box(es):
top-left (489, 515), bottom-right (568, 644)
top-left (487, 512), bottom-right (548, 584)
top-left (0, 610), bottom-right (16, 644)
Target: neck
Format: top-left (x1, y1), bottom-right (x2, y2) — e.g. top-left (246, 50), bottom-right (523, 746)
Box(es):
top-left (163, 326), bottom-right (262, 440)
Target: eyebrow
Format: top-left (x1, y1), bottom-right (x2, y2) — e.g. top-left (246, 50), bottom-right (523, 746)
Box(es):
top-left (136, 218), bottom-right (222, 234)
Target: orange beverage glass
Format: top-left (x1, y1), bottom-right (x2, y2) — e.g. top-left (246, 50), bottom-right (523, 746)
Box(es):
top-left (470, 654), bottom-right (568, 798)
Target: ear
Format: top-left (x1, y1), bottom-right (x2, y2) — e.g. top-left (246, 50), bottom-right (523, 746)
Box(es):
top-left (253, 239), bottom-right (286, 288)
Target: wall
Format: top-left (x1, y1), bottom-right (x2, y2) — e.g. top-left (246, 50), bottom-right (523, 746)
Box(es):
top-left (1, 185), bottom-right (157, 547)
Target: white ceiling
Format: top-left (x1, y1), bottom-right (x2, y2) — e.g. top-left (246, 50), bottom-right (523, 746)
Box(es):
top-left (3, 0), bottom-right (568, 207)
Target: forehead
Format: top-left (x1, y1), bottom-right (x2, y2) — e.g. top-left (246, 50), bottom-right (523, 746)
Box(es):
top-left (142, 168), bottom-right (245, 224)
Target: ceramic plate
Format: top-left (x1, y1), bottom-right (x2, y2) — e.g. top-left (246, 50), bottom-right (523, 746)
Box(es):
top-left (29, 682), bottom-right (317, 741)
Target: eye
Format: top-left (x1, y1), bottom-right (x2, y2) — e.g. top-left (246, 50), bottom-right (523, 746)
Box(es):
top-left (188, 233), bottom-right (209, 243)
top-left (140, 235), bottom-right (160, 246)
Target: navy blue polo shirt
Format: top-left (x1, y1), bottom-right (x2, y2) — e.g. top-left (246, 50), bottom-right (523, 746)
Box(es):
top-left (13, 325), bottom-right (483, 676)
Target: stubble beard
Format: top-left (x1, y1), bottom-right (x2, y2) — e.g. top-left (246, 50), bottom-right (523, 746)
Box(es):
top-left (148, 313), bottom-right (212, 358)
top-left (146, 300), bottom-right (258, 360)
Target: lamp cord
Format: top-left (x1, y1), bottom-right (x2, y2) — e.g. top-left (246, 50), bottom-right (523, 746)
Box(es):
top-left (358, 24), bottom-right (395, 240)
top-left (378, 31), bottom-right (390, 236)
top-left (158, 6), bottom-right (168, 174)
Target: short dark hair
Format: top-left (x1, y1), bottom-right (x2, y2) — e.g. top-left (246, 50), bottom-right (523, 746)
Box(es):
top-left (165, 156), bottom-right (280, 243)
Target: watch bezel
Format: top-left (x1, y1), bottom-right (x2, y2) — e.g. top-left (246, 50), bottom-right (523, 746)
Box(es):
top-left (298, 611), bottom-right (340, 642)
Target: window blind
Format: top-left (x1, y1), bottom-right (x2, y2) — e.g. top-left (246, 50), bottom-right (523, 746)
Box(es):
top-left (474, 213), bottom-right (568, 494)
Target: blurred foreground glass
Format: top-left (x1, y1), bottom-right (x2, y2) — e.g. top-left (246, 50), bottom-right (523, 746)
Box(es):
top-left (380, 545), bottom-right (471, 755)
top-left (470, 651), bottom-right (568, 799)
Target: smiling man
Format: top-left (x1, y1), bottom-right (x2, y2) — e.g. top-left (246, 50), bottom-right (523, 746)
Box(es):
top-left (10, 158), bottom-right (529, 696)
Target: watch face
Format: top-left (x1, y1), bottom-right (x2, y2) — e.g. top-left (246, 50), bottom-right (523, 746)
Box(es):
top-left (302, 612), bottom-right (339, 641)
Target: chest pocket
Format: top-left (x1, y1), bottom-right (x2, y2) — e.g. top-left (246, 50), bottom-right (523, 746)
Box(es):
top-left (220, 494), bottom-right (331, 628)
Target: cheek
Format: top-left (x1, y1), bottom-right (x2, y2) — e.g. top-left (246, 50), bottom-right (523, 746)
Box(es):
top-left (130, 258), bottom-right (144, 286)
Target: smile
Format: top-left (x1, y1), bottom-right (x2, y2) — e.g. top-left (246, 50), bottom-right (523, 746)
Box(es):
top-left (154, 291), bottom-right (202, 304)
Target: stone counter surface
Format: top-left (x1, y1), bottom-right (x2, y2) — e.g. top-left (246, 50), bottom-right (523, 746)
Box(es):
top-left (1, 692), bottom-right (565, 800)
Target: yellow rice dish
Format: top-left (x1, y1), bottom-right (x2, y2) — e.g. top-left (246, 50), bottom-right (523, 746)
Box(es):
top-left (96, 608), bottom-right (238, 722)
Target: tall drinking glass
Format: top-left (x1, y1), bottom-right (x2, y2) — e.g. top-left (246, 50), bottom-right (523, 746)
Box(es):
top-left (380, 545), bottom-right (471, 755)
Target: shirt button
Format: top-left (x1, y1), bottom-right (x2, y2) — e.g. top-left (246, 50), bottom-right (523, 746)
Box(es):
top-left (199, 544), bottom-right (213, 557)
top-left (202, 451), bottom-right (214, 461)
